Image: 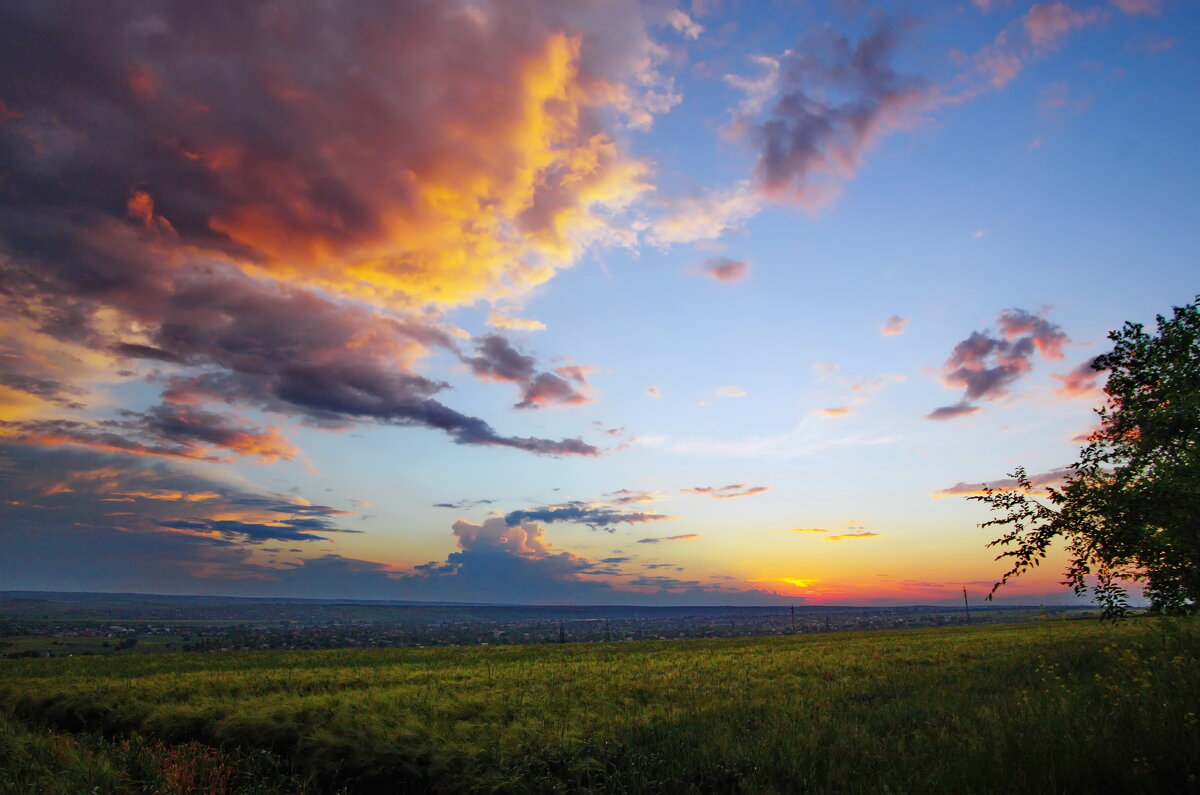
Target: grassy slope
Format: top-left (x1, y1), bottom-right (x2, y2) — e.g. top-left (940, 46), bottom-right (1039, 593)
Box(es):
top-left (2, 619), bottom-right (1198, 793)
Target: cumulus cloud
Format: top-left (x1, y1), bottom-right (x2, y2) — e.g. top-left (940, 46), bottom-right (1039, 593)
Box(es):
top-left (928, 308), bottom-right (1070, 420)
top-left (880, 315), bottom-right (909, 336)
top-left (699, 257), bottom-right (751, 283)
top-left (0, 0), bottom-right (678, 461)
top-left (645, 386), bottom-right (661, 398)
top-left (682, 484), bottom-right (770, 499)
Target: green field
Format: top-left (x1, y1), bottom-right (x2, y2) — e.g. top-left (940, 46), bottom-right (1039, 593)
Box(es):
top-left (2, 618), bottom-right (1198, 793)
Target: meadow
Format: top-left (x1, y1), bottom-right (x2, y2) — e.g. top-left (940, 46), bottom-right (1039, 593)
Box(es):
top-left (2, 618), bottom-right (1197, 793)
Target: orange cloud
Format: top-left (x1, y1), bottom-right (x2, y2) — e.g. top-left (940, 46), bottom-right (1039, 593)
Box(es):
top-left (202, 33), bottom-right (650, 311)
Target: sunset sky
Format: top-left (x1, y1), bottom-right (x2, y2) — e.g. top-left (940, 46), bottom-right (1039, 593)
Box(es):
top-left (1, 0), bottom-right (1196, 606)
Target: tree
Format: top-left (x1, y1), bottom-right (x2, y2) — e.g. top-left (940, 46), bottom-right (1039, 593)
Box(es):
top-left (973, 296), bottom-right (1200, 617)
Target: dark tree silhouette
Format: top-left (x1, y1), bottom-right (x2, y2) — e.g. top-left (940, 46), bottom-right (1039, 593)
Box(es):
top-left (973, 297), bottom-right (1200, 617)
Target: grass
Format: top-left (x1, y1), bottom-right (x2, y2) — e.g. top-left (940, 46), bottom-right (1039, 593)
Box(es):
top-left (2, 618), bottom-right (1198, 793)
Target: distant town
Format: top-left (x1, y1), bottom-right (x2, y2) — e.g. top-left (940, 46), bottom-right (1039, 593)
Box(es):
top-left (0, 591), bottom-right (1092, 658)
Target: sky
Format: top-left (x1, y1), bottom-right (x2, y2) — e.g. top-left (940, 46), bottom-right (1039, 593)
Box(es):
top-left (0, 0), bottom-right (1196, 606)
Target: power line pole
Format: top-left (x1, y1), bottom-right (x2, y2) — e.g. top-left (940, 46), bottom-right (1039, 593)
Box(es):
top-left (963, 587), bottom-right (971, 625)
top-left (790, 604), bottom-right (796, 634)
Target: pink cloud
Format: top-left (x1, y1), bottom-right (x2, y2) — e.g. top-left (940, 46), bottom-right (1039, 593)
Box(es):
top-left (1111, 0), bottom-right (1162, 16)
top-left (700, 257), bottom-right (750, 282)
top-left (1053, 357), bottom-right (1103, 398)
top-left (1024, 3), bottom-right (1106, 49)
top-left (880, 315), bottom-right (909, 336)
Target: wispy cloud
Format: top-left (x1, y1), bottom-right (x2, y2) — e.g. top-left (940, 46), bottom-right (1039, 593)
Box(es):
top-left (637, 533), bottom-right (701, 544)
top-left (934, 467), bottom-right (1073, 498)
top-left (682, 484), bottom-right (770, 499)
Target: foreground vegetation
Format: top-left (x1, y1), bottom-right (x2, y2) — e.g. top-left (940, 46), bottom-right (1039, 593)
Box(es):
top-left (2, 618), bottom-right (1198, 793)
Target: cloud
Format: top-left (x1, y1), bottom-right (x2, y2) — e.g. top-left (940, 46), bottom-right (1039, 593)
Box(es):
top-left (1023, 3), bottom-right (1106, 49)
top-left (604, 489), bottom-right (660, 505)
top-left (730, 18), bottom-right (934, 208)
top-left (925, 403), bottom-right (981, 421)
top-left (967, 3), bottom-right (1106, 90)
top-left (0, 443), bottom-right (357, 549)
top-left (504, 501), bottom-right (675, 530)
top-left (158, 514), bottom-right (359, 544)
top-left (636, 533), bottom-right (701, 544)
top-left (817, 406), bottom-right (852, 418)
top-left (465, 335), bottom-right (594, 410)
top-left (699, 257), bottom-right (751, 283)
top-left (934, 467), bottom-right (1073, 498)
top-left (645, 386), bottom-right (661, 398)
top-left (488, 313), bottom-right (546, 332)
top-left (0, 444), bottom-right (790, 605)
top-left (432, 498), bottom-right (496, 510)
top-left (1053, 356), bottom-right (1103, 398)
top-left (1111, 0), bottom-right (1161, 14)
top-left (0, 404), bottom-right (296, 464)
top-left (824, 531), bottom-right (879, 540)
top-left (646, 183), bottom-right (761, 246)
top-left (682, 484), bottom-right (770, 499)
top-left (664, 8), bottom-right (703, 39)
top-left (928, 308), bottom-right (1070, 419)
top-left (791, 528), bottom-right (829, 533)
top-left (0, 1), bottom-right (675, 459)
top-left (714, 385), bottom-right (747, 399)
top-left (880, 315), bottom-right (909, 336)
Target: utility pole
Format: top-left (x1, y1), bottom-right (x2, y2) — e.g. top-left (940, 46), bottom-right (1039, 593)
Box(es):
top-left (604, 619), bottom-right (610, 642)
top-left (963, 587), bottom-right (971, 625)
top-left (558, 622), bottom-right (565, 643)
top-left (790, 605), bottom-right (796, 634)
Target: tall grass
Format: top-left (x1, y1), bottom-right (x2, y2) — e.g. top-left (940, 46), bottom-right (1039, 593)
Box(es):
top-left (2, 619), bottom-right (1197, 792)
